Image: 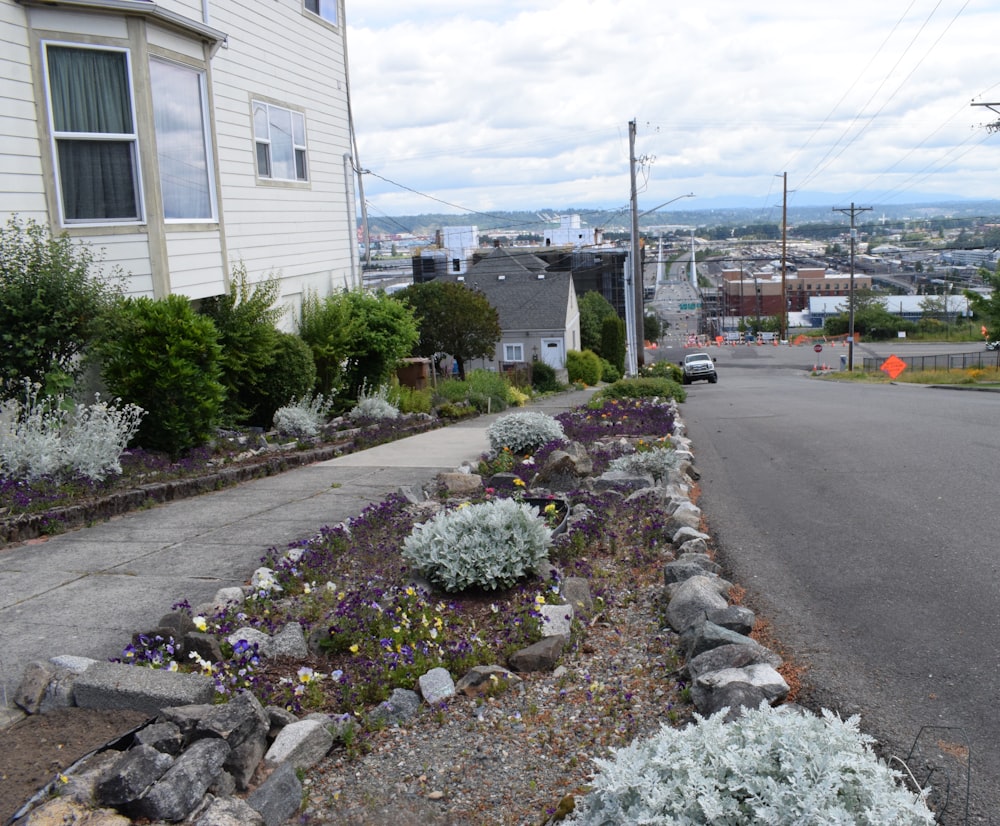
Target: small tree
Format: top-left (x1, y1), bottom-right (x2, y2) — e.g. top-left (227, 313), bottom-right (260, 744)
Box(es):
top-left (967, 268), bottom-right (1000, 340)
top-left (0, 217), bottom-right (125, 396)
top-left (643, 312), bottom-right (665, 343)
top-left (600, 315), bottom-right (626, 375)
top-left (198, 264), bottom-right (283, 427)
top-left (400, 281), bottom-right (500, 380)
top-left (578, 291), bottom-right (618, 355)
top-left (299, 289), bottom-right (419, 402)
top-left (95, 295), bottom-right (225, 456)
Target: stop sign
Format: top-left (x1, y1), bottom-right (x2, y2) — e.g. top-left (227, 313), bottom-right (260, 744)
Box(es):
top-left (813, 344), bottom-right (823, 353)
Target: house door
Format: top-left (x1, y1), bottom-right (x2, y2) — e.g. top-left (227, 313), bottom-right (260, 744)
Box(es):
top-left (540, 338), bottom-right (564, 369)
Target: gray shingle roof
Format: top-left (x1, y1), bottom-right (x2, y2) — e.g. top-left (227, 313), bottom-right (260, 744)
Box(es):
top-left (440, 249), bottom-right (574, 332)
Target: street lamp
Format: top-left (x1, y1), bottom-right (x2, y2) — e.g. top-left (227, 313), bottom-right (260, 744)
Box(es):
top-left (627, 192), bottom-right (695, 375)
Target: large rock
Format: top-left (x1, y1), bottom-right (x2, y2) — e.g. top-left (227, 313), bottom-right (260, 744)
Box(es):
top-left (74, 662), bottom-right (215, 715)
top-left (538, 603), bottom-right (574, 637)
top-left (247, 762), bottom-right (302, 826)
top-left (665, 576), bottom-right (729, 633)
top-left (438, 471), bottom-right (483, 496)
top-left (368, 688), bottom-right (421, 726)
top-left (269, 623), bottom-right (308, 659)
top-left (594, 470), bottom-right (654, 494)
top-left (130, 738), bottom-right (230, 822)
top-left (264, 718), bottom-right (334, 771)
top-left (681, 621), bottom-right (779, 663)
top-left (96, 744), bottom-right (174, 807)
top-left (692, 681), bottom-right (771, 722)
top-left (706, 605), bottom-right (756, 636)
top-left (454, 665), bottom-right (521, 697)
top-left (508, 635), bottom-right (566, 672)
top-left (194, 795), bottom-right (266, 826)
top-left (686, 641), bottom-right (781, 681)
top-left (560, 577), bottom-right (593, 616)
top-left (418, 667), bottom-right (456, 705)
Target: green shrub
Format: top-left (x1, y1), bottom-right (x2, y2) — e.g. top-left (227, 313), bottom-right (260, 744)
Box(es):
top-left (95, 295), bottom-right (224, 456)
top-left (487, 411), bottom-right (565, 454)
top-left (465, 369), bottom-right (511, 413)
top-left (566, 349), bottom-right (602, 385)
top-left (299, 289), bottom-right (419, 403)
top-left (530, 361), bottom-right (560, 393)
top-left (394, 384), bottom-right (432, 414)
top-left (402, 498), bottom-right (553, 592)
top-left (0, 216), bottom-right (125, 396)
top-left (255, 332), bottom-right (316, 429)
top-left (198, 265), bottom-right (282, 427)
top-left (566, 704), bottom-right (935, 825)
top-left (600, 359), bottom-right (622, 383)
top-left (593, 377), bottom-right (686, 404)
top-left (639, 360), bottom-right (684, 383)
top-left (433, 378), bottom-right (470, 405)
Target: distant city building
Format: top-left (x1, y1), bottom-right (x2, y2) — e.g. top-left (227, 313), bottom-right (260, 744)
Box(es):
top-left (719, 267), bottom-right (871, 316)
top-left (542, 215), bottom-right (602, 248)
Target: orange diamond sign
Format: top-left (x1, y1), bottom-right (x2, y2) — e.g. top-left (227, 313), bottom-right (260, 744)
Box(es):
top-left (880, 354), bottom-right (907, 380)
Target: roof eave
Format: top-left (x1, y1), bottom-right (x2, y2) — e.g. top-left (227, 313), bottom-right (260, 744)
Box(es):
top-left (16, 0), bottom-right (228, 54)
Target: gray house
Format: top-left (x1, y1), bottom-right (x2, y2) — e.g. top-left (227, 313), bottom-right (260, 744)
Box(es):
top-left (439, 247), bottom-right (581, 374)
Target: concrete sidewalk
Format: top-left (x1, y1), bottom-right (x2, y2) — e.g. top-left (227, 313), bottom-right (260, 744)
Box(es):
top-left (0, 389), bottom-right (595, 709)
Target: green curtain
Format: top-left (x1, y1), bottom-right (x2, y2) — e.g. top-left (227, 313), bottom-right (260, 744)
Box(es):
top-left (47, 46), bottom-right (138, 220)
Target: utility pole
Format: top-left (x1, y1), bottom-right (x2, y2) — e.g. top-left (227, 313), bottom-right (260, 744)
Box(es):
top-left (971, 101), bottom-right (1000, 133)
top-left (832, 203), bottom-right (872, 371)
top-left (626, 119), bottom-right (640, 376)
top-left (780, 171), bottom-right (788, 341)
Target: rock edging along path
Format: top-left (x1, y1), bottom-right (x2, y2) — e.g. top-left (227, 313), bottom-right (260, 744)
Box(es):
top-left (6, 405), bottom-right (803, 825)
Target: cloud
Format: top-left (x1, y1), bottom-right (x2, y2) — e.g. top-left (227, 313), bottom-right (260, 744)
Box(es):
top-left (346, 1), bottom-right (1000, 215)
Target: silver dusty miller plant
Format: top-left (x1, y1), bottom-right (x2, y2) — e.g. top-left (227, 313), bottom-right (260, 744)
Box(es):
top-left (486, 411), bottom-right (565, 455)
top-left (607, 445), bottom-right (681, 483)
top-left (0, 380), bottom-right (144, 481)
top-left (348, 382), bottom-right (399, 421)
top-left (566, 703), bottom-right (935, 826)
top-left (272, 393), bottom-right (333, 438)
top-left (402, 498), bottom-right (552, 592)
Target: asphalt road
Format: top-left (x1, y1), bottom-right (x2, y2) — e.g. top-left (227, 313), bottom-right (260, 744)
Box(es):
top-left (676, 343), bottom-right (1000, 824)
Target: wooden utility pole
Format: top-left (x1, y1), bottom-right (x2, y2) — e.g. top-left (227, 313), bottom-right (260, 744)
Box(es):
top-left (780, 171), bottom-right (788, 341)
top-left (832, 203), bottom-right (872, 371)
top-left (626, 119), bottom-right (640, 376)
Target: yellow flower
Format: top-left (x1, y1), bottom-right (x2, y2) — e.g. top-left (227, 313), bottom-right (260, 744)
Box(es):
top-left (349, 643), bottom-right (360, 654)
top-left (405, 586), bottom-right (416, 596)
top-left (513, 478), bottom-right (526, 487)
top-left (535, 594), bottom-right (546, 605)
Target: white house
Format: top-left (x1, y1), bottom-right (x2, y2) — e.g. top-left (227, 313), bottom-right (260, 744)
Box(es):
top-left (1, 0), bottom-right (358, 325)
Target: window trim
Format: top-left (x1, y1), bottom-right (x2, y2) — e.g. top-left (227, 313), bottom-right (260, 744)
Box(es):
top-left (42, 40), bottom-right (145, 228)
top-left (504, 343), bottom-right (525, 363)
top-left (304, 0), bottom-right (339, 27)
top-left (252, 99), bottom-right (309, 184)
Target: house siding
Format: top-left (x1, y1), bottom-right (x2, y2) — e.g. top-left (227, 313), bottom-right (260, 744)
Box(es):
top-left (2, 0), bottom-right (357, 319)
top-left (0, 2), bottom-right (47, 220)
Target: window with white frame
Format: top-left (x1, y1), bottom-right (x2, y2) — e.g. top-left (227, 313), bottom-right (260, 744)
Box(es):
top-left (45, 43), bottom-right (141, 223)
top-left (304, 0), bottom-right (338, 25)
top-left (150, 59), bottom-right (214, 220)
top-left (253, 101), bottom-right (307, 182)
top-left (504, 343), bottom-right (524, 362)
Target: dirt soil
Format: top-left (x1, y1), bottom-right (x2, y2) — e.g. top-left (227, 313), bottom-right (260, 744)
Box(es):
top-left (0, 708), bottom-right (149, 824)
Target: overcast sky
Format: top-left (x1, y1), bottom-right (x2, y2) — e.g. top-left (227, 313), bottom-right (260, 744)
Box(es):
top-left (345, 1), bottom-right (1000, 220)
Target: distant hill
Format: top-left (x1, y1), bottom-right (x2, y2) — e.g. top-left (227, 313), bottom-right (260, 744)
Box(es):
top-left (363, 200), bottom-right (1000, 236)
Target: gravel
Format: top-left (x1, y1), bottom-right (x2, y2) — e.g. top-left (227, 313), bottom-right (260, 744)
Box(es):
top-left (300, 568), bottom-right (696, 825)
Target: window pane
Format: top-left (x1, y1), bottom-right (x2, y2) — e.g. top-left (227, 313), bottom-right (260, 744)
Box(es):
top-left (150, 60), bottom-right (212, 220)
top-left (253, 102), bottom-right (269, 139)
top-left (47, 45), bottom-right (139, 222)
top-left (57, 140), bottom-right (138, 220)
top-left (267, 106), bottom-right (294, 180)
top-left (294, 149), bottom-right (306, 180)
top-left (305, 0), bottom-right (337, 24)
top-left (47, 46), bottom-right (132, 133)
top-left (292, 112), bottom-right (305, 146)
top-left (256, 142), bottom-right (271, 178)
